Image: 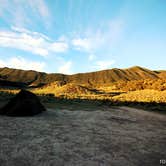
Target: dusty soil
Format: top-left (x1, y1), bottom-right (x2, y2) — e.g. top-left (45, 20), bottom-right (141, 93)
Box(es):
top-left (0, 105), bottom-right (166, 166)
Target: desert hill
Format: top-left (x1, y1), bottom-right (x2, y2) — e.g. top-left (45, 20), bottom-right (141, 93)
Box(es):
top-left (35, 82), bottom-right (97, 96)
top-left (68, 66), bottom-right (161, 86)
top-left (0, 66), bottom-right (165, 88)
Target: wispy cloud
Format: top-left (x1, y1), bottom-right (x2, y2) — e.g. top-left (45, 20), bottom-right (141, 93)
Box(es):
top-left (28, 0), bottom-right (50, 18)
top-left (28, 0), bottom-right (52, 28)
top-left (88, 54), bottom-right (96, 61)
top-left (0, 0), bottom-right (51, 28)
top-left (0, 57), bottom-right (46, 72)
top-left (58, 61), bottom-right (73, 74)
top-left (11, 26), bottom-right (50, 40)
top-left (71, 31), bottom-right (103, 52)
top-left (72, 19), bottom-right (124, 53)
top-left (0, 27), bottom-right (68, 56)
top-left (72, 38), bottom-right (93, 52)
top-left (94, 60), bottom-right (115, 70)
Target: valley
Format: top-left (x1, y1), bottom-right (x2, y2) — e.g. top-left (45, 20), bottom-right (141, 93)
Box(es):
top-left (0, 66), bottom-right (166, 166)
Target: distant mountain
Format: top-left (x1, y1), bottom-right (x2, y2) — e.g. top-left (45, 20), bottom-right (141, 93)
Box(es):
top-left (0, 66), bottom-right (165, 88)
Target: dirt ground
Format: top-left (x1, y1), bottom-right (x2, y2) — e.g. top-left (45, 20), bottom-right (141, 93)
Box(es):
top-left (0, 105), bottom-right (166, 166)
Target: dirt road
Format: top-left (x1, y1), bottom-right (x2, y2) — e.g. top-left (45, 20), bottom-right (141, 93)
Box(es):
top-left (0, 106), bottom-right (165, 166)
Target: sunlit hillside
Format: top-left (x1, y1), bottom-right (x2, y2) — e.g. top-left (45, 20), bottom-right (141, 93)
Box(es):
top-left (0, 66), bottom-right (166, 88)
top-left (0, 66), bottom-right (166, 103)
top-left (112, 89), bottom-right (166, 103)
top-left (33, 82), bottom-right (97, 97)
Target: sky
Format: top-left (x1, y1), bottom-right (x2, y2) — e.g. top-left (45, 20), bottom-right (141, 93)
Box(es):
top-left (0, 0), bottom-right (166, 74)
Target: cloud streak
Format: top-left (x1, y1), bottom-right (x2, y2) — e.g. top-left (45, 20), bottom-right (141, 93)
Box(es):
top-left (0, 57), bottom-right (46, 72)
top-left (0, 27), bottom-right (68, 56)
top-left (58, 61), bottom-right (73, 74)
top-left (94, 60), bottom-right (115, 70)
top-left (72, 31), bottom-right (103, 52)
top-left (28, 0), bottom-right (52, 28)
top-left (72, 19), bottom-right (124, 53)
top-left (0, 0), bottom-right (51, 28)
top-left (88, 54), bottom-right (96, 61)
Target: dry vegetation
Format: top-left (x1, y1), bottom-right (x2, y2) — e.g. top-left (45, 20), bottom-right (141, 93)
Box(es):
top-left (1, 81), bottom-right (166, 104)
top-left (112, 89), bottom-right (166, 103)
top-left (115, 79), bottom-right (166, 91)
top-left (33, 82), bottom-right (96, 96)
top-left (29, 81), bottom-right (166, 104)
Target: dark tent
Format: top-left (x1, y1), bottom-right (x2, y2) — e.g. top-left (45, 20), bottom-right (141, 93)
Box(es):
top-left (0, 89), bottom-right (46, 116)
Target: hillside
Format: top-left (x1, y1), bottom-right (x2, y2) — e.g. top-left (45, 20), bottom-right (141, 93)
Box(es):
top-left (0, 66), bottom-right (165, 88)
top-left (0, 67), bottom-right (66, 88)
top-left (34, 82), bottom-right (97, 97)
top-left (115, 78), bottom-right (166, 91)
top-left (67, 66), bottom-right (161, 86)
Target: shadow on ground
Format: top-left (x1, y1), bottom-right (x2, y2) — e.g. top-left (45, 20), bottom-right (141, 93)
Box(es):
top-left (0, 90), bottom-right (166, 113)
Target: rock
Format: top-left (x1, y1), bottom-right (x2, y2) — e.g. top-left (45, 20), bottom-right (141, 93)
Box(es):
top-left (0, 89), bottom-right (46, 116)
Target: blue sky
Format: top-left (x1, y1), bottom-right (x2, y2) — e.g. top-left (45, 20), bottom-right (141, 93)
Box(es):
top-left (0, 0), bottom-right (166, 74)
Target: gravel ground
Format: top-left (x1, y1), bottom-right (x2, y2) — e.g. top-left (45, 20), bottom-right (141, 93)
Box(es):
top-left (0, 106), bottom-right (166, 166)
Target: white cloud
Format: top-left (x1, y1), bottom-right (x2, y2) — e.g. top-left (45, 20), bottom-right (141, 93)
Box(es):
top-left (72, 31), bottom-right (103, 52)
top-left (0, 27), bottom-right (68, 56)
top-left (11, 26), bottom-right (50, 40)
top-left (58, 35), bottom-right (68, 42)
top-left (0, 1), bottom-right (29, 27)
top-left (58, 61), bottom-right (73, 74)
top-left (0, 0), bottom-right (8, 16)
top-left (72, 19), bottom-right (124, 53)
top-left (108, 19), bottom-right (124, 44)
top-left (28, 0), bottom-right (51, 28)
top-left (72, 38), bottom-right (92, 51)
top-left (28, 0), bottom-right (50, 18)
top-left (0, 59), bottom-right (5, 67)
top-left (49, 42), bottom-right (68, 52)
top-left (88, 54), bottom-right (96, 61)
top-left (0, 57), bottom-right (46, 72)
top-left (94, 60), bottom-right (115, 70)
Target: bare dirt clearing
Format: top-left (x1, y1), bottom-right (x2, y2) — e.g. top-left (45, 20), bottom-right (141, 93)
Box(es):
top-left (0, 106), bottom-right (166, 166)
